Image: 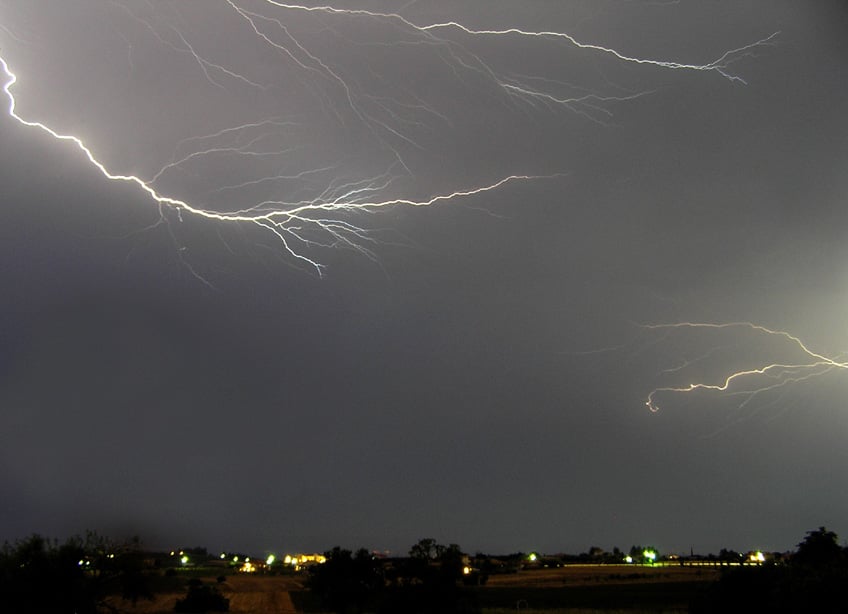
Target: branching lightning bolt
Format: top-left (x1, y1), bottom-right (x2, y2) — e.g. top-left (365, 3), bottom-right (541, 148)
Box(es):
top-left (0, 1), bottom-right (778, 275)
top-left (1, 55), bottom-right (555, 274)
top-left (644, 322), bottom-right (848, 413)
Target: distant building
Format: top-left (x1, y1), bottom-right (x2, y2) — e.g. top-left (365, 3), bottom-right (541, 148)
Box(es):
top-left (283, 553), bottom-right (327, 571)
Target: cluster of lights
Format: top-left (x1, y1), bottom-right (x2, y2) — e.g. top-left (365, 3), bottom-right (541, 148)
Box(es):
top-left (168, 550), bottom-right (191, 566)
top-left (219, 552), bottom-right (327, 572)
top-left (214, 552), bottom-right (286, 573)
top-left (622, 550), bottom-right (657, 564)
top-left (77, 552), bottom-right (117, 568)
top-left (283, 553), bottom-right (327, 571)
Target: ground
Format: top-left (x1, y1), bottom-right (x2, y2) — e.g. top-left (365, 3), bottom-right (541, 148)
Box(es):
top-left (104, 564), bottom-right (721, 613)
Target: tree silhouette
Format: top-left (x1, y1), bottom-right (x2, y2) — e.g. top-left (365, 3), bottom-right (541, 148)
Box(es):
top-left (308, 540), bottom-right (480, 614)
top-left (174, 579), bottom-right (229, 613)
top-left (0, 533), bottom-right (155, 613)
top-left (307, 547), bottom-right (383, 613)
top-left (692, 526), bottom-right (848, 614)
top-left (0, 534), bottom-right (94, 613)
top-left (794, 526), bottom-right (844, 568)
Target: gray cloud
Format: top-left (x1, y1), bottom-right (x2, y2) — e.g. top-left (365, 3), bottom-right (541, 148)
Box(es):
top-left (1, 1), bottom-right (847, 556)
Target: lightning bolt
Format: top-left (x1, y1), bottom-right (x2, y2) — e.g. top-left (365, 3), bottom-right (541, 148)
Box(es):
top-left (0, 1), bottom-right (778, 275)
top-left (2, 54), bottom-right (559, 274)
top-left (644, 322), bottom-right (848, 413)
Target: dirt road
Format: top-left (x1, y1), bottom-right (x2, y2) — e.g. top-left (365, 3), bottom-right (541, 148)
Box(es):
top-left (224, 574), bottom-right (301, 613)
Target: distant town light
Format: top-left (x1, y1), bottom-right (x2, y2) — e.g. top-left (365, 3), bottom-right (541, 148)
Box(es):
top-left (625, 555), bottom-right (633, 563)
top-left (643, 549), bottom-right (657, 563)
top-left (267, 554), bottom-right (276, 566)
top-left (463, 566), bottom-right (471, 575)
top-left (528, 553), bottom-right (538, 562)
top-left (220, 553), bottom-right (226, 559)
top-left (181, 555), bottom-right (189, 565)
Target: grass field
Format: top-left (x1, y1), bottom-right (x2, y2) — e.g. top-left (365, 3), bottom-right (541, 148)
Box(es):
top-left (474, 564), bottom-right (719, 613)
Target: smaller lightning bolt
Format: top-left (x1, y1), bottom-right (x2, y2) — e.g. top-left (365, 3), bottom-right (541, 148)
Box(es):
top-left (643, 322), bottom-right (848, 412)
top-left (257, 1), bottom-right (778, 83)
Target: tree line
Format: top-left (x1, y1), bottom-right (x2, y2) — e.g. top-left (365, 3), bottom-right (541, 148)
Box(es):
top-left (3, 527), bottom-right (847, 613)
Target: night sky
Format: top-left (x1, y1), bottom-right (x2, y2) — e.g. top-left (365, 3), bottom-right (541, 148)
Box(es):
top-left (1, 1), bottom-right (847, 558)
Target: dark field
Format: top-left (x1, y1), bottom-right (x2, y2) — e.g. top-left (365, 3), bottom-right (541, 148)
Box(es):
top-left (291, 564), bottom-right (721, 613)
top-left (473, 564), bottom-right (720, 613)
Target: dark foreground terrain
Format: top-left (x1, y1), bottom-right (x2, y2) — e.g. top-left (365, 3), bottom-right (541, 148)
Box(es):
top-left (293, 563), bottom-right (718, 614)
top-left (94, 564), bottom-right (716, 613)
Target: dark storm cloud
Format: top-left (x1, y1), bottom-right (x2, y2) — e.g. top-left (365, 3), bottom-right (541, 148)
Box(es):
top-left (1, 1), bottom-right (847, 556)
